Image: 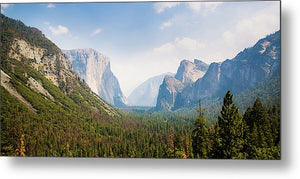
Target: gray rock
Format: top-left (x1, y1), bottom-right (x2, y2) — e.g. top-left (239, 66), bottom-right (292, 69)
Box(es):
top-left (155, 59), bottom-right (208, 110)
top-left (64, 49), bottom-right (128, 107)
top-left (175, 59), bottom-right (208, 85)
top-left (156, 75), bottom-right (185, 111)
top-left (156, 30), bottom-right (281, 110)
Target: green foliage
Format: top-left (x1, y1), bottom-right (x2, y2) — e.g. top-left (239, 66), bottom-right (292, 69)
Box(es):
top-left (0, 14), bottom-right (60, 59)
top-left (242, 98), bottom-right (280, 159)
top-left (192, 108), bottom-right (209, 158)
top-left (211, 91), bottom-right (245, 159)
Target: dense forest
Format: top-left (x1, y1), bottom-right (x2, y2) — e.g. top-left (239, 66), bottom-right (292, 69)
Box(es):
top-left (1, 86), bottom-right (280, 159)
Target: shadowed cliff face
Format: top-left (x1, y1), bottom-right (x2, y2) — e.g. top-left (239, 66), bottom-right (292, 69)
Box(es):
top-left (156, 75), bottom-right (185, 111)
top-left (156, 30), bottom-right (280, 111)
top-left (64, 49), bottom-right (128, 107)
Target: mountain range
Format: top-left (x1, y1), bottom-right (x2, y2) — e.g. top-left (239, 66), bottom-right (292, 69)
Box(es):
top-left (0, 13), bottom-right (280, 115)
top-left (156, 31), bottom-right (280, 111)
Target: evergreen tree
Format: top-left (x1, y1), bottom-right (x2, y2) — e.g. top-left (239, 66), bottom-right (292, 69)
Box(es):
top-left (212, 91), bottom-right (245, 159)
top-left (243, 98), bottom-right (278, 159)
top-left (192, 101), bottom-right (209, 158)
top-left (174, 132), bottom-right (186, 158)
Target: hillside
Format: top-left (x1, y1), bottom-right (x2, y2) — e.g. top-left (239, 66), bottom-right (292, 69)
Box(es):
top-left (0, 14), bottom-right (122, 156)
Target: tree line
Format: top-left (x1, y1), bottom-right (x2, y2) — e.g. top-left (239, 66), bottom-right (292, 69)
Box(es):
top-left (2, 88), bottom-right (280, 159)
top-left (192, 91), bottom-right (280, 159)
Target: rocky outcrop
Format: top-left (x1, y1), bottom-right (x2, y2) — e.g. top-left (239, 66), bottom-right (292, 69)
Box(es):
top-left (175, 59), bottom-right (208, 85)
top-left (1, 70), bottom-right (37, 113)
top-left (27, 77), bottom-right (54, 101)
top-left (174, 62), bottom-right (221, 109)
top-left (155, 75), bottom-right (185, 110)
top-left (64, 49), bottom-right (128, 107)
top-left (9, 39), bottom-right (73, 88)
top-left (128, 72), bottom-right (174, 106)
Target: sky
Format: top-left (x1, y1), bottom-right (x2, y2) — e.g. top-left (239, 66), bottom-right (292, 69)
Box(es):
top-left (1, 1), bottom-right (280, 96)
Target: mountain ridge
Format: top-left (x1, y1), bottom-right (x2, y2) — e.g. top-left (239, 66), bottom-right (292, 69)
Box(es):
top-left (156, 30), bottom-right (280, 111)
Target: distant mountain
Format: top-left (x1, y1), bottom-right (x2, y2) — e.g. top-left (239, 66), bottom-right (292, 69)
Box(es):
top-left (127, 72), bottom-right (174, 106)
top-left (64, 49), bottom-right (128, 107)
top-left (156, 59), bottom-right (209, 110)
top-left (156, 30), bottom-right (280, 111)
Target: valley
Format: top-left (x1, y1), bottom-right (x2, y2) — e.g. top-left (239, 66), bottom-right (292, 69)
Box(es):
top-left (0, 12), bottom-right (280, 159)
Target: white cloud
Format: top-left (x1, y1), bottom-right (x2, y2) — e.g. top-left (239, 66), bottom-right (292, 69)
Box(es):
top-left (47, 4), bottom-right (55, 8)
top-left (187, 2), bottom-right (223, 15)
top-left (49, 25), bottom-right (69, 36)
top-left (1, 4), bottom-right (10, 8)
top-left (43, 22), bottom-right (50, 26)
top-left (187, 2), bottom-right (202, 12)
top-left (153, 2), bottom-right (180, 13)
top-left (91, 28), bottom-right (102, 36)
top-left (153, 37), bottom-right (205, 54)
top-left (1, 3), bottom-right (11, 13)
top-left (159, 21), bottom-right (172, 30)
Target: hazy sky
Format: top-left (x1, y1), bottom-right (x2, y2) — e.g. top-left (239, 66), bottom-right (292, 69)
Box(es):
top-left (1, 1), bottom-right (280, 96)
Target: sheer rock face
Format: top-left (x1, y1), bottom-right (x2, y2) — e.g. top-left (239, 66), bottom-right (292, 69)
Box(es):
top-left (156, 59), bottom-right (208, 110)
top-left (175, 59), bottom-right (208, 85)
top-left (156, 75), bottom-right (185, 111)
top-left (218, 30), bottom-right (280, 95)
top-left (127, 72), bottom-right (174, 107)
top-left (174, 63), bottom-right (221, 109)
top-left (156, 30), bottom-right (280, 111)
top-left (64, 49), bottom-right (128, 107)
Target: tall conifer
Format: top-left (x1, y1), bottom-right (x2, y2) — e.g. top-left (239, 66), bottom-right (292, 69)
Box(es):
top-left (192, 100), bottom-right (209, 158)
top-left (212, 91), bottom-right (244, 159)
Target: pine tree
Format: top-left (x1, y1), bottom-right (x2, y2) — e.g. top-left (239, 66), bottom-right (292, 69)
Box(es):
top-left (192, 100), bottom-right (209, 158)
top-left (174, 132), bottom-right (186, 158)
top-left (243, 98), bottom-right (277, 159)
top-left (252, 98), bottom-right (273, 147)
top-left (212, 91), bottom-right (244, 159)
